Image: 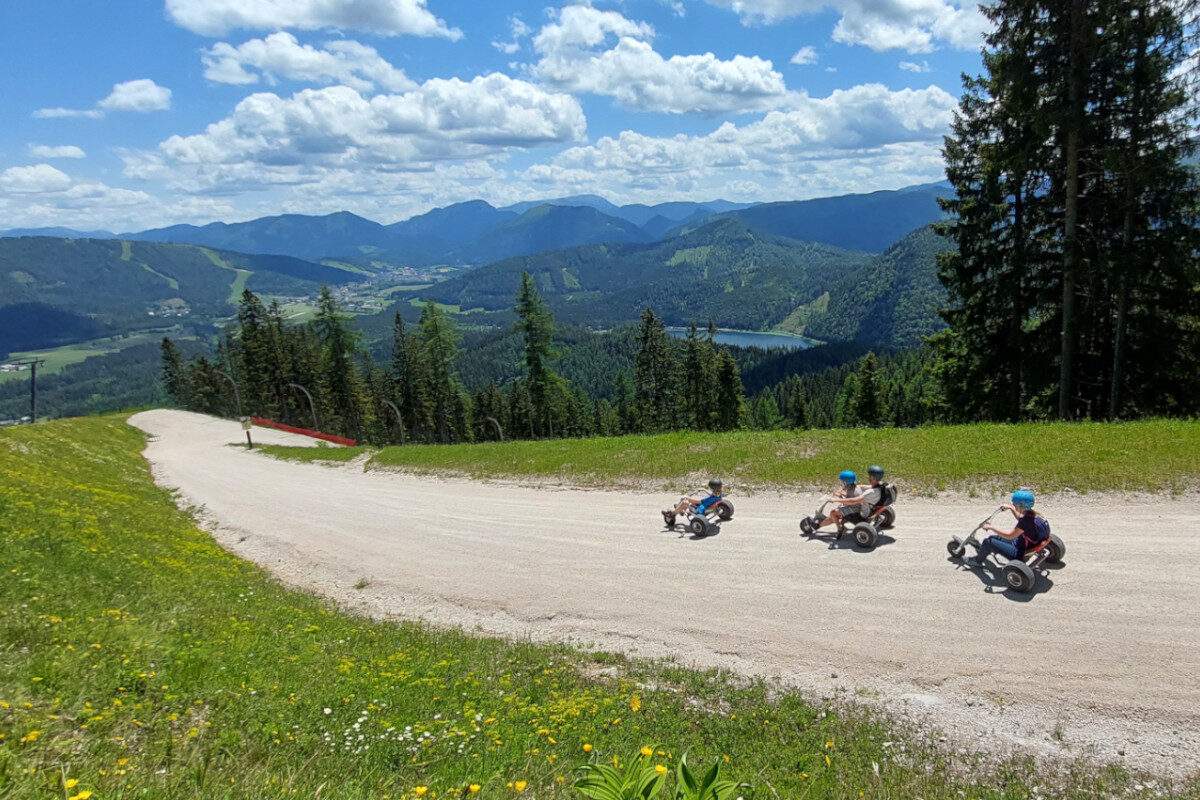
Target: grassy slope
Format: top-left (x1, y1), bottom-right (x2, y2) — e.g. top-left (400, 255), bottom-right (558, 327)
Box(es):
top-left (311, 420), bottom-right (1200, 493)
top-left (2, 416), bottom-right (1182, 798)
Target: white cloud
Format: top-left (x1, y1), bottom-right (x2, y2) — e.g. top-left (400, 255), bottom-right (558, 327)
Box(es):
top-left (492, 16), bottom-right (531, 54)
top-left (34, 79), bottom-right (171, 119)
top-left (791, 46), bottom-right (818, 65)
top-left (165, 0), bottom-right (462, 39)
top-left (28, 145), bottom-right (87, 159)
top-left (33, 107), bottom-right (104, 120)
top-left (98, 79), bottom-right (173, 113)
top-left (531, 5), bottom-right (789, 115)
top-left (522, 83), bottom-right (955, 199)
top-left (899, 60), bottom-right (931, 72)
top-left (126, 75), bottom-right (586, 193)
top-left (203, 33), bottom-right (417, 92)
top-left (0, 164), bottom-right (74, 193)
top-left (699, 0), bottom-right (989, 53)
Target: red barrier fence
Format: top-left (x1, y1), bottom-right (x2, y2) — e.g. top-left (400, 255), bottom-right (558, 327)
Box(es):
top-left (251, 417), bottom-right (356, 447)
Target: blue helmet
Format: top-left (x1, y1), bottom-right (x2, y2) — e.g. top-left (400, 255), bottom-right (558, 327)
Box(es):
top-left (1012, 489), bottom-right (1035, 510)
top-left (839, 470), bottom-right (857, 485)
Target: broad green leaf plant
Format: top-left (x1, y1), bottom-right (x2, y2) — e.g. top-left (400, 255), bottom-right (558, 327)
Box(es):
top-left (574, 748), bottom-right (748, 800)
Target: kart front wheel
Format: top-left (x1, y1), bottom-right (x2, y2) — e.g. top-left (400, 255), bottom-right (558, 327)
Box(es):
top-left (947, 539), bottom-right (965, 559)
top-left (852, 523), bottom-right (878, 550)
top-left (1003, 561), bottom-right (1036, 593)
top-left (689, 517), bottom-right (709, 537)
top-left (715, 500), bottom-right (734, 521)
top-left (800, 518), bottom-right (814, 535)
top-left (1045, 534), bottom-right (1066, 564)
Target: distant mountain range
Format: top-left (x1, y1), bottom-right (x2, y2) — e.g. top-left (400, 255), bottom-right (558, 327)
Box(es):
top-left (1, 183), bottom-right (952, 266)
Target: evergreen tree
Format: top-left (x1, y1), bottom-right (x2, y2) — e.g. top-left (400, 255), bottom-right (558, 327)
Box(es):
top-left (515, 271), bottom-right (558, 437)
top-left (614, 371), bottom-right (636, 434)
top-left (419, 301), bottom-right (465, 443)
top-left (314, 285), bottom-right (369, 437)
top-left (681, 322), bottom-right (718, 430)
top-left (633, 308), bottom-right (677, 432)
top-left (714, 348), bottom-right (745, 431)
top-left (390, 313), bottom-right (434, 442)
top-left (849, 352), bottom-right (884, 427)
top-left (161, 337), bottom-right (191, 409)
top-left (752, 394), bottom-right (784, 430)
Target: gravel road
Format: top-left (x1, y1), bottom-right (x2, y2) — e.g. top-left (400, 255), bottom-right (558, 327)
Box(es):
top-left (130, 409), bottom-right (1200, 777)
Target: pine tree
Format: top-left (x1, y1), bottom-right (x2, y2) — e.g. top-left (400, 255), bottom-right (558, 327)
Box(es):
top-left (714, 349), bottom-right (745, 431)
top-left (390, 313), bottom-right (433, 442)
top-left (753, 394), bottom-right (784, 430)
top-left (419, 301), bottom-right (464, 443)
top-left (313, 285), bottom-right (368, 437)
top-left (614, 371), bottom-right (636, 434)
top-left (515, 271), bottom-right (558, 437)
top-left (849, 352), bottom-right (884, 427)
top-left (161, 337), bottom-right (191, 409)
top-left (633, 308), bottom-right (677, 432)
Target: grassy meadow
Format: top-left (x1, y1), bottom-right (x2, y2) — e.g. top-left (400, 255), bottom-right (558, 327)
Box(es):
top-left (262, 419), bottom-right (1200, 494)
top-left (1, 416), bottom-right (1196, 799)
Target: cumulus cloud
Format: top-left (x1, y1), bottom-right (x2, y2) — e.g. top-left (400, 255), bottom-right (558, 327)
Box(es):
top-left (165, 0), bottom-right (462, 39)
top-left (28, 145), bottom-right (87, 159)
top-left (125, 75), bottom-right (586, 193)
top-left (0, 164), bottom-right (74, 193)
top-left (34, 79), bottom-right (171, 119)
top-left (530, 5), bottom-right (789, 115)
top-left (98, 79), bottom-right (173, 112)
top-left (791, 46), bottom-right (818, 65)
top-left (203, 33), bottom-right (416, 92)
top-left (519, 83), bottom-right (955, 199)
top-left (899, 60), bottom-right (931, 72)
top-left (699, 0), bottom-right (989, 53)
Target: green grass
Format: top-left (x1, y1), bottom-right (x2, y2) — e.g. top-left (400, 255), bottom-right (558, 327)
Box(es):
top-left (1, 331), bottom-right (190, 386)
top-left (1, 418), bottom-right (1188, 799)
top-left (298, 420), bottom-right (1200, 493)
top-left (257, 443), bottom-right (368, 463)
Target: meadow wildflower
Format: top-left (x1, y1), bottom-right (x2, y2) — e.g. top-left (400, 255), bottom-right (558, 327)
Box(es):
top-left (514, 781), bottom-right (527, 792)
top-left (582, 743), bottom-right (593, 752)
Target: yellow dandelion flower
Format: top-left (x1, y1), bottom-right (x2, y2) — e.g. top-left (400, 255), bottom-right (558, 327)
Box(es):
top-left (65, 779), bottom-right (79, 789)
top-left (582, 743), bottom-right (593, 752)
top-left (640, 746), bottom-right (652, 757)
top-left (825, 755), bottom-right (831, 766)
top-left (514, 781), bottom-right (527, 792)
top-left (630, 695), bottom-right (642, 712)
top-left (469, 785), bottom-right (481, 794)
top-left (19, 731), bottom-right (40, 744)
top-left (825, 741), bottom-right (834, 748)
top-left (414, 787), bottom-right (428, 796)
top-left (655, 765), bottom-right (668, 775)
top-left (69, 792), bottom-right (93, 800)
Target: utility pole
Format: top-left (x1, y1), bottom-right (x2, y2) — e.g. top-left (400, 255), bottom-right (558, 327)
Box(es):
top-left (5, 358), bottom-right (46, 424)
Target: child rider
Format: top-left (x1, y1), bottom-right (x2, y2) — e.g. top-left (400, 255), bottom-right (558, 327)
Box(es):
top-left (663, 478), bottom-right (724, 528)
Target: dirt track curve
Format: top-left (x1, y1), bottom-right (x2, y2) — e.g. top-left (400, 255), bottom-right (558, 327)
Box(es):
top-left (130, 410), bottom-right (1200, 777)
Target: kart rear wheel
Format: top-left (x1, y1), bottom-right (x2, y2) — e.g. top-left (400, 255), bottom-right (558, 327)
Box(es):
top-left (1003, 561), bottom-right (1036, 593)
top-left (947, 538), bottom-right (965, 559)
top-left (689, 517), bottom-right (708, 537)
top-left (852, 523), bottom-right (878, 550)
top-left (876, 507), bottom-right (896, 530)
top-left (1045, 534), bottom-right (1066, 564)
top-left (715, 500), bottom-right (734, 521)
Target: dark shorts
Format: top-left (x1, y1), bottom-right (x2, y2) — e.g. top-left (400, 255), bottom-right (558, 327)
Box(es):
top-left (842, 511), bottom-right (867, 524)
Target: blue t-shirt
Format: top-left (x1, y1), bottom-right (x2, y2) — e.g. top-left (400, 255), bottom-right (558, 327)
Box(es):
top-left (697, 494), bottom-right (721, 513)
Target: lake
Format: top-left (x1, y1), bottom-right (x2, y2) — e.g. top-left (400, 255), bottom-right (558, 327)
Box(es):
top-left (666, 328), bottom-right (816, 351)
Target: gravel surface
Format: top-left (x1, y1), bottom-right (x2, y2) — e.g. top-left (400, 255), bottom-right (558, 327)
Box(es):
top-left (130, 410), bottom-right (1200, 778)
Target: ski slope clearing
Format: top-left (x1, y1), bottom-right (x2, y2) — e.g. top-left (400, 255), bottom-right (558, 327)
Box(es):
top-left (131, 409), bottom-right (1200, 777)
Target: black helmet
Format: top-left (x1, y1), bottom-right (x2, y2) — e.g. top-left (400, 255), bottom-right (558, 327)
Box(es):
top-left (708, 478), bottom-right (723, 492)
top-left (868, 465), bottom-right (885, 479)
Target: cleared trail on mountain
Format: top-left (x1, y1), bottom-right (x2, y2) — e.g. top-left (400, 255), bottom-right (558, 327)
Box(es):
top-left (131, 409), bottom-right (1200, 777)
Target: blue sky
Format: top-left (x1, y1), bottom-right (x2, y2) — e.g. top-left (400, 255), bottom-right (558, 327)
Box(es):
top-left (0, 0), bottom-right (986, 230)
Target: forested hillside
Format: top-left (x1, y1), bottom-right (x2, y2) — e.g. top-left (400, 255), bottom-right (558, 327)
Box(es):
top-left (797, 226), bottom-right (954, 349)
top-left (0, 237), bottom-right (357, 353)
top-left (411, 219), bottom-right (876, 330)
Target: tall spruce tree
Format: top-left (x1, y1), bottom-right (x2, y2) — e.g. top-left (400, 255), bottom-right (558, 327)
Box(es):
top-left (939, 0), bottom-right (1200, 421)
top-left (633, 308), bottom-right (677, 432)
top-left (418, 301), bottom-right (465, 443)
top-left (161, 337), bottom-right (190, 409)
top-left (714, 348), bottom-right (746, 431)
top-left (515, 272), bottom-right (558, 437)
